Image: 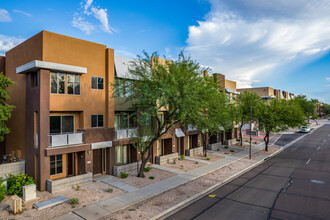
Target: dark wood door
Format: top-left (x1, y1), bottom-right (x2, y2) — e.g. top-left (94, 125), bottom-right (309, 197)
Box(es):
top-left (93, 149), bottom-right (102, 175)
top-left (177, 137), bottom-right (184, 155)
top-left (192, 135), bottom-right (198, 148)
top-left (164, 138), bottom-right (172, 155)
top-left (77, 151), bottom-right (85, 175)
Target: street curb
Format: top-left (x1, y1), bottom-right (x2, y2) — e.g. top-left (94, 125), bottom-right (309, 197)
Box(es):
top-left (150, 124), bottom-right (325, 220)
top-left (150, 148), bottom-right (283, 220)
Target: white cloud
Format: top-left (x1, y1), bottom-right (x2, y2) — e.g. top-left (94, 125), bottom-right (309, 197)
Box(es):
top-left (186, 0), bottom-right (330, 88)
top-left (13, 9), bottom-right (32, 17)
top-left (326, 77), bottom-right (330, 81)
top-left (0, 34), bottom-right (25, 55)
top-left (72, 0), bottom-right (117, 34)
top-left (0, 9), bottom-right (11, 22)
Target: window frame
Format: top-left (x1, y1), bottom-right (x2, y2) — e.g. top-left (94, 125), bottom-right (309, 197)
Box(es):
top-left (91, 76), bottom-right (104, 90)
top-left (50, 115), bottom-right (75, 134)
top-left (50, 154), bottom-right (63, 176)
top-left (51, 72), bottom-right (65, 94)
top-left (67, 74), bottom-right (81, 95)
top-left (91, 114), bottom-right (104, 128)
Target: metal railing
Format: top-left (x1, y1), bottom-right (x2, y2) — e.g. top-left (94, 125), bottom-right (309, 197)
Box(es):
top-left (49, 132), bottom-right (84, 147)
top-left (115, 128), bottom-right (138, 139)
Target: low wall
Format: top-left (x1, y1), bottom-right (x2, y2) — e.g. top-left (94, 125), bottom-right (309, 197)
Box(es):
top-left (185, 146), bottom-right (203, 156)
top-left (113, 162), bottom-right (141, 177)
top-left (46, 172), bottom-right (92, 193)
top-left (155, 153), bottom-right (179, 165)
top-left (225, 138), bottom-right (237, 146)
top-left (0, 160), bottom-right (25, 179)
top-left (208, 142), bottom-right (223, 151)
top-left (246, 130), bottom-right (259, 136)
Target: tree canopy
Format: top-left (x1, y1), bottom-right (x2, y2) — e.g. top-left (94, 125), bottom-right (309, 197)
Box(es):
top-left (0, 73), bottom-right (14, 142)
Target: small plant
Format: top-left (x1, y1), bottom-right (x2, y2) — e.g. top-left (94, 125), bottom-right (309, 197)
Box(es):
top-left (173, 158), bottom-right (177, 164)
top-left (246, 139), bottom-right (250, 142)
top-left (120, 172), bottom-right (129, 179)
top-left (74, 184), bottom-right (80, 191)
top-left (230, 150), bottom-right (235, 152)
top-left (254, 141), bottom-right (258, 144)
top-left (217, 148), bottom-right (220, 151)
top-left (70, 197), bottom-right (79, 205)
top-left (149, 176), bottom-right (155, 180)
top-left (180, 165), bottom-right (184, 169)
top-left (0, 177), bottom-right (6, 201)
top-left (195, 161), bottom-right (199, 164)
top-left (129, 208), bottom-right (136, 211)
top-left (7, 173), bottom-right (35, 197)
top-left (206, 157), bottom-right (211, 160)
top-left (224, 146), bottom-right (229, 149)
top-left (144, 166), bottom-right (152, 172)
top-left (180, 155), bottom-right (185, 160)
top-left (108, 188), bottom-right (113, 193)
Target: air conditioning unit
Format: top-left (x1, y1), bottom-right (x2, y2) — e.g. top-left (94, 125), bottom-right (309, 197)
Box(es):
top-left (9, 195), bottom-right (22, 214)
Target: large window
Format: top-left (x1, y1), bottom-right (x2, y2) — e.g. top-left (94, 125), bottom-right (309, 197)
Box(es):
top-left (91, 115), bottom-right (104, 127)
top-left (50, 115), bottom-right (74, 134)
top-left (68, 74), bottom-right (80, 95)
top-left (51, 72), bottom-right (65, 94)
top-left (114, 78), bottom-right (134, 98)
top-left (91, 76), bottom-right (104, 90)
top-left (115, 145), bottom-right (128, 165)
top-left (50, 154), bottom-right (63, 175)
top-left (115, 113), bottom-right (137, 130)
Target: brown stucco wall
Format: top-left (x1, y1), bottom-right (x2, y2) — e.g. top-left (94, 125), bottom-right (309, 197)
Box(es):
top-left (5, 31), bottom-right (43, 159)
top-left (0, 56), bottom-right (5, 74)
top-left (237, 87), bottom-right (273, 97)
top-left (213, 73), bottom-right (225, 87)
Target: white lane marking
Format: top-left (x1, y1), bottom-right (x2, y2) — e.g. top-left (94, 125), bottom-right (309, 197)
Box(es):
top-left (306, 158), bottom-right (311, 165)
top-left (317, 146), bottom-right (321, 150)
top-left (291, 146), bottom-right (299, 152)
top-left (269, 134), bottom-right (283, 146)
top-left (310, 180), bottom-right (325, 184)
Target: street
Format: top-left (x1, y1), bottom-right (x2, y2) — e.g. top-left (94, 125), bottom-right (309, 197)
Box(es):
top-left (166, 123), bottom-right (330, 220)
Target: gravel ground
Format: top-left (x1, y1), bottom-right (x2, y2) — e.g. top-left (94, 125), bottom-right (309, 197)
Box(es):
top-left (103, 145), bottom-right (281, 220)
top-left (162, 159), bottom-right (205, 172)
top-left (0, 181), bottom-right (124, 220)
top-left (213, 146), bottom-right (243, 155)
top-left (113, 167), bottom-right (177, 188)
top-left (190, 152), bottom-right (224, 162)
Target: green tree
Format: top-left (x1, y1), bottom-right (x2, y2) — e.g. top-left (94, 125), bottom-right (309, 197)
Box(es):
top-left (235, 91), bottom-right (262, 146)
top-left (258, 98), bottom-right (305, 151)
top-left (0, 73), bottom-right (14, 142)
top-left (121, 51), bottom-right (229, 177)
top-left (294, 95), bottom-right (316, 123)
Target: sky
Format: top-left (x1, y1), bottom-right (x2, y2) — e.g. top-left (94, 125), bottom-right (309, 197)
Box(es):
top-left (0, 0), bottom-right (329, 103)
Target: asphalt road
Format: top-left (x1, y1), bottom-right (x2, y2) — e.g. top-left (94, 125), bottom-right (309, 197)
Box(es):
top-left (166, 124), bottom-right (330, 220)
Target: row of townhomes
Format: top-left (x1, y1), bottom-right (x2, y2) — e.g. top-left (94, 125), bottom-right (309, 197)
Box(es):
top-left (0, 31), bottom-right (294, 192)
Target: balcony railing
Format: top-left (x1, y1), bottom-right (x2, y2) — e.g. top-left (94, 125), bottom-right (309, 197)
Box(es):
top-left (115, 128), bottom-right (138, 139)
top-left (187, 125), bottom-right (198, 131)
top-left (49, 132), bottom-right (84, 147)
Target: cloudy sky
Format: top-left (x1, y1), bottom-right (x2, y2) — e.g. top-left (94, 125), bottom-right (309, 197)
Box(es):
top-left (0, 0), bottom-right (329, 103)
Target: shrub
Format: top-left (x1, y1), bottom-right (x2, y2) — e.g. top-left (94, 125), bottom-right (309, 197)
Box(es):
top-left (74, 184), bottom-right (80, 191)
top-left (230, 150), bottom-right (235, 152)
top-left (217, 148), bottom-right (220, 151)
top-left (224, 146), bottom-right (229, 149)
top-left (180, 165), bottom-right (184, 169)
top-left (108, 188), bottom-right (113, 193)
top-left (70, 197), bottom-right (79, 205)
top-left (120, 172), bottom-right (129, 179)
top-left (206, 157), bottom-right (211, 160)
top-left (7, 173), bottom-right (34, 197)
top-left (180, 155), bottom-right (185, 160)
top-left (144, 166), bottom-right (152, 172)
top-left (254, 141), bottom-right (258, 144)
top-left (195, 161), bottom-right (199, 164)
top-left (173, 158), bottom-right (177, 164)
top-left (0, 177), bottom-right (5, 201)
top-left (246, 139), bottom-right (250, 142)
top-left (149, 176), bottom-right (155, 180)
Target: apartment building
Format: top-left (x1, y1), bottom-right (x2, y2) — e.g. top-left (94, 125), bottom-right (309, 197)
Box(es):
top-left (1, 31), bottom-right (205, 191)
top-left (237, 87), bottom-right (295, 100)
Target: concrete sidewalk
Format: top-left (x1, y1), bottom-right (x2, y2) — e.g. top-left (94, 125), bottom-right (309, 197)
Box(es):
top-left (55, 144), bottom-right (265, 220)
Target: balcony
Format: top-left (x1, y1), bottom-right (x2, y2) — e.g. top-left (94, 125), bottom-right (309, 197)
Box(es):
top-left (49, 132), bottom-right (84, 147)
top-left (187, 125), bottom-right (198, 131)
top-left (115, 128), bottom-right (138, 139)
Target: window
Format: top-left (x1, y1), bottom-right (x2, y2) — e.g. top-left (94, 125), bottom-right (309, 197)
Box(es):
top-left (115, 113), bottom-right (136, 130)
top-left (114, 78), bottom-right (134, 98)
top-left (91, 115), bottom-right (104, 127)
top-left (226, 93), bottom-right (230, 101)
top-left (232, 94), bottom-right (236, 100)
top-left (91, 76), bottom-right (104, 90)
top-left (68, 74), bottom-right (80, 95)
top-left (31, 72), bottom-right (38, 88)
top-left (115, 145), bottom-right (128, 165)
top-left (50, 154), bottom-right (63, 175)
top-left (51, 72), bottom-right (65, 94)
top-left (50, 115), bottom-right (74, 134)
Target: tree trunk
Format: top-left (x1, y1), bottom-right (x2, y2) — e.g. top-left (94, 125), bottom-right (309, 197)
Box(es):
top-left (137, 147), bottom-right (152, 178)
top-left (239, 124), bottom-right (243, 146)
top-left (264, 132), bottom-right (269, 151)
top-left (203, 133), bottom-right (208, 157)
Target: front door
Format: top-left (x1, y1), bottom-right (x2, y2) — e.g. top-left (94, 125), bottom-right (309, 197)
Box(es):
top-left (93, 149), bottom-right (102, 175)
top-left (77, 151), bottom-right (85, 175)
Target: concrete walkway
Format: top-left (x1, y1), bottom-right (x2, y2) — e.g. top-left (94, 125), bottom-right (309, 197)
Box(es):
top-left (150, 164), bottom-right (185, 175)
top-left (53, 145), bottom-right (266, 220)
top-left (94, 175), bottom-right (139, 192)
top-left (184, 156), bottom-right (212, 165)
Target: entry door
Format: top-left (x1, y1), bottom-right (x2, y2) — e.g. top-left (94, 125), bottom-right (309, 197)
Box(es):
top-left (77, 151), bottom-right (85, 175)
top-left (177, 137), bottom-right (184, 155)
top-left (93, 149), bottom-right (102, 175)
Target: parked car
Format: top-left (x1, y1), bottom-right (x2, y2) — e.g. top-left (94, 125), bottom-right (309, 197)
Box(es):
top-left (300, 126), bottom-right (311, 133)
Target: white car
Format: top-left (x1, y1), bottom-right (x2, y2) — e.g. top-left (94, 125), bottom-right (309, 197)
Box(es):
top-left (300, 126), bottom-right (311, 133)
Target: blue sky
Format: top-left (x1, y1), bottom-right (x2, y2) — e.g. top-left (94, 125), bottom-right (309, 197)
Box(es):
top-left (0, 0), bottom-right (329, 103)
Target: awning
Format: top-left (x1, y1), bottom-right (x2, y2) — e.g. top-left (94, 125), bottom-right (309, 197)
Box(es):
top-left (91, 141), bottom-right (113, 150)
top-left (175, 128), bottom-right (185, 137)
top-left (16, 60), bottom-right (87, 74)
top-left (225, 87), bottom-right (240, 94)
top-left (261, 95), bottom-right (276, 99)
